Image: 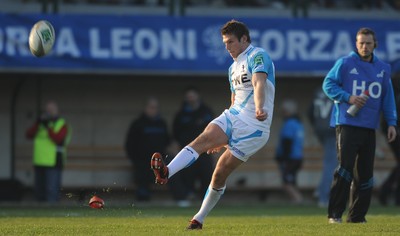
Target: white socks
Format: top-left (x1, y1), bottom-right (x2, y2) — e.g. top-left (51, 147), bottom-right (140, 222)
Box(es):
top-left (167, 146), bottom-right (199, 178)
top-left (193, 185), bottom-right (226, 224)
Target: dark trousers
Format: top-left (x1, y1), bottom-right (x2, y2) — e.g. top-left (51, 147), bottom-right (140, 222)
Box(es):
top-left (34, 166), bottom-right (62, 203)
top-left (328, 125), bottom-right (375, 222)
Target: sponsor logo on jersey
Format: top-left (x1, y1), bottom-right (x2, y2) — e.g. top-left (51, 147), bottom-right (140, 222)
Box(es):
top-left (254, 54), bottom-right (264, 66)
top-left (253, 54), bottom-right (265, 71)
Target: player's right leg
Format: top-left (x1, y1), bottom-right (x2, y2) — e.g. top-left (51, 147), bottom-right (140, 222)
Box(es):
top-left (151, 122), bottom-right (228, 185)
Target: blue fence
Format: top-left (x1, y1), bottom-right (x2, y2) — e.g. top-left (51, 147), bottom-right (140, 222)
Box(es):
top-left (1, 13), bottom-right (400, 75)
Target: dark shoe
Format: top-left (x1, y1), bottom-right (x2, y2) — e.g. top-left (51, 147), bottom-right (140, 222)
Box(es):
top-left (187, 219), bottom-right (203, 230)
top-left (150, 152), bottom-right (169, 185)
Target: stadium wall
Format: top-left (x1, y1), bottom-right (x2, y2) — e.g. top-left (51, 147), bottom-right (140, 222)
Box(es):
top-left (0, 73), bottom-right (393, 191)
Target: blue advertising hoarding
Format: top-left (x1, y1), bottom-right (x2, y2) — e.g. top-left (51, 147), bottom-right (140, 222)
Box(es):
top-left (1, 13), bottom-right (400, 75)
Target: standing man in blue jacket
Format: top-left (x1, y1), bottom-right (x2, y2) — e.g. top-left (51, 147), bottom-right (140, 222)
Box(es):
top-left (323, 27), bottom-right (397, 223)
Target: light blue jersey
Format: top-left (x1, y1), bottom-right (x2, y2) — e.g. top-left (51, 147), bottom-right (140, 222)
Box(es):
top-left (228, 44), bottom-right (276, 131)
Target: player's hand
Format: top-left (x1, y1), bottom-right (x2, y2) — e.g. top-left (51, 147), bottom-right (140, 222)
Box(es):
top-left (256, 108), bottom-right (268, 121)
top-left (387, 126), bottom-right (397, 142)
top-left (207, 147), bottom-right (223, 155)
top-left (349, 95), bottom-right (368, 108)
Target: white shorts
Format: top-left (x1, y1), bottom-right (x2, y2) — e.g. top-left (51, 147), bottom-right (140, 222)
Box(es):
top-left (211, 109), bottom-right (270, 162)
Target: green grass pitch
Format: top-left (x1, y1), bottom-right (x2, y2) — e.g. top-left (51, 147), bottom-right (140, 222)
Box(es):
top-left (0, 204), bottom-right (399, 235)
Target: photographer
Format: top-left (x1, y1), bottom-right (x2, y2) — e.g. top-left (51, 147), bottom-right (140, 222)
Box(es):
top-left (26, 101), bottom-right (71, 203)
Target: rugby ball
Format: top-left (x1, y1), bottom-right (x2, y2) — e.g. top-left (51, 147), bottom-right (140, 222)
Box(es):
top-left (89, 195), bottom-right (105, 209)
top-left (28, 20), bottom-right (55, 57)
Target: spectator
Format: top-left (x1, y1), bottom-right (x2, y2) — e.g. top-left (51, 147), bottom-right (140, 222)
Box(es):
top-left (168, 87), bottom-right (215, 206)
top-left (26, 101), bottom-right (71, 203)
top-left (124, 97), bottom-right (170, 201)
top-left (379, 76), bottom-right (400, 206)
top-left (275, 99), bottom-right (304, 204)
top-left (323, 27), bottom-right (397, 223)
top-left (308, 88), bottom-right (337, 208)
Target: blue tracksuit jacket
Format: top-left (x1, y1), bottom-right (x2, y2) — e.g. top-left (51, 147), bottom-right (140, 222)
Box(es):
top-left (323, 51), bottom-right (397, 129)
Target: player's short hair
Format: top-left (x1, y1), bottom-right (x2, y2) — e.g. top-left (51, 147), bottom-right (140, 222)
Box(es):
top-left (356, 27), bottom-right (377, 48)
top-left (220, 19), bottom-right (251, 43)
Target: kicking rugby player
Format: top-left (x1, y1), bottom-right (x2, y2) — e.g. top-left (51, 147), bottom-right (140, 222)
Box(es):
top-left (151, 19), bottom-right (276, 230)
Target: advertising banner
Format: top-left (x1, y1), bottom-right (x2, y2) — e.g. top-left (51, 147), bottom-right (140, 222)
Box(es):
top-left (1, 13), bottom-right (400, 75)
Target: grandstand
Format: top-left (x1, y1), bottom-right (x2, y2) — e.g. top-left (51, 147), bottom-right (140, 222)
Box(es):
top-left (0, 0), bottom-right (399, 204)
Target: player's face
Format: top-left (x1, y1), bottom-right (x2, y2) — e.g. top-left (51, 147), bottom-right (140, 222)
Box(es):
top-left (222, 34), bottom-right (247, 59)
top-left (356, 34), bottom-right (375, 61)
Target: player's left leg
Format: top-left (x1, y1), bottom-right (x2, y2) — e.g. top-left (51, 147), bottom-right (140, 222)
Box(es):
top-left (347, 129), bottom-right (375, 223)
top-left (188, 150), bottom-right (243, 229)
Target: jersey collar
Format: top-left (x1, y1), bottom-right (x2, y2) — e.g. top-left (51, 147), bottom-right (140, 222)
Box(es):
top-left (236, 44), bottom-right (253, 61)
